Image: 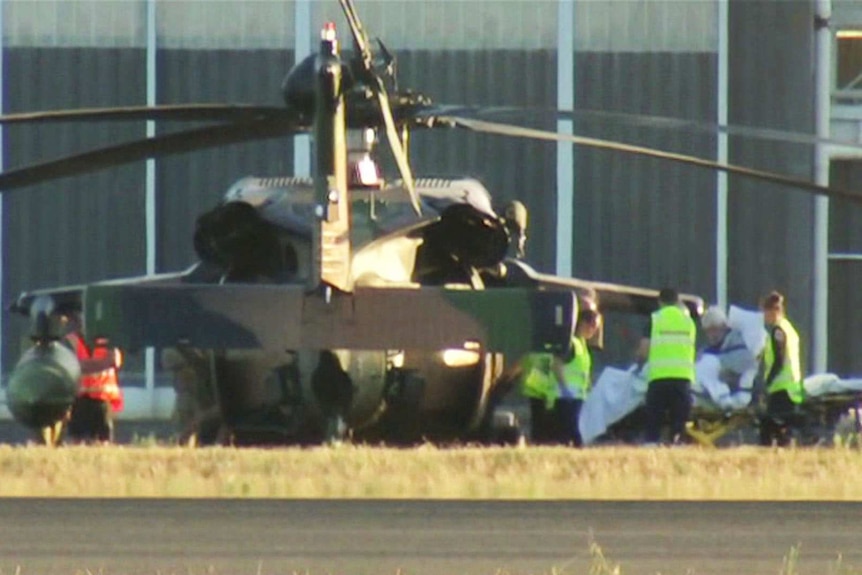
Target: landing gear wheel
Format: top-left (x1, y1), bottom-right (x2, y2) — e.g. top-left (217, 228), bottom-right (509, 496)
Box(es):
top-left (489, 409), bottom-right (525, 446)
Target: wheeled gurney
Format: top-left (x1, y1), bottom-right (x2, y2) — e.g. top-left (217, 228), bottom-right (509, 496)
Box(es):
top-left (581, 369), bottom-right (862, 446)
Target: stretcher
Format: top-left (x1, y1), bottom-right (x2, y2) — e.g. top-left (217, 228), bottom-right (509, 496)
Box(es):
top-left (685, 388), bottom-right (862, 447)
top-left (685, 410), bottom-right (756, 448)
top-left (582, 369), bottom-right (862, 447)
top-left (686, 374), bottom-right (862, 447)
top-left (582, 306), bottom-right (862, 446)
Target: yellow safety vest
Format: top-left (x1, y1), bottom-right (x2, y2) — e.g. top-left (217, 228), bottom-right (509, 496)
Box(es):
top-left (561, 337), bottom-right (592, 400)
top-left (763, 317), bottom-right (803, 404)
top-left (521, 353), bottom-right (555, 407)
top-left (648, 305), bottom-right (696, 383)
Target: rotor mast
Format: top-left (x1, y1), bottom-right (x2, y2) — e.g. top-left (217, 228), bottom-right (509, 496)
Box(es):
top-left (311, 22), bottom-right (351, 292)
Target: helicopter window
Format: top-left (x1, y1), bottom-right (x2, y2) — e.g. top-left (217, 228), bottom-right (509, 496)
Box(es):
top-left (349, 195), bottom-right (420, 246)
top-left (355, 157), bottom-right (381, 187)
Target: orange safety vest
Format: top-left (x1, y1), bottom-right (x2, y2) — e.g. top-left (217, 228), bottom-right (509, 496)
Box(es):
top-left (66, 333), bottom-right (124, 412)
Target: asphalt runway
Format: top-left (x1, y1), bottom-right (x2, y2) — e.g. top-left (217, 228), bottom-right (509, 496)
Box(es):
top-left (1, 500), bottom-right (859, 575)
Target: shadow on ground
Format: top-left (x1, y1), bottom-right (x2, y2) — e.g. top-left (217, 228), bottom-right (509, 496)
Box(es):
top-left (0, 420), bottom-right (176, 445)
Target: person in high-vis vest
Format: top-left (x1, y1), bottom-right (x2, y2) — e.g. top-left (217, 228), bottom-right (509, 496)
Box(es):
top-left (637, 287), bottom-right (697, 444)
top-left (759, 291), bottom-right (803, 446)
top-left (62, 313), bottom-right (124, 443)
top-left (503, 200), bottom-right (528, 260)
top-left (551, 298), bottom-right (601, 446)
top-left (520, 352), bottom-right (556, 444)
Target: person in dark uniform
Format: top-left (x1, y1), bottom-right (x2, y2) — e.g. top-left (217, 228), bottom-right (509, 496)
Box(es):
top-left (758, 291), bottom-right (804, 446)
top-left (637, 288), bottom-right (696, 445)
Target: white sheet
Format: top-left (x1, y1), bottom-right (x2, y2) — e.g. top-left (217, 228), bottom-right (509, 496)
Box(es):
top-left (804, 374), bottom-right (862, 397)
top-left (727, 305), bottom-right (767, 358)
top-left (579, 365), bottom-right (646, 445)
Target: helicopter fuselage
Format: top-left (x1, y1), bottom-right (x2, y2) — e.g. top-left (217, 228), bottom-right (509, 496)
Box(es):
top-left (171, 175), bottom-right (518, 444)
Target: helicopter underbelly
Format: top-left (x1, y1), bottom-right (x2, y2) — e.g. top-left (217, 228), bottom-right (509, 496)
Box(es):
top-left (214, 348), bottom-right (389, 443)
top-left (212, 347), bottom-right (501, 444)
top-left (351, 350), bottom-right (500, 443)
top-left (297, 349), bottom-right (389, 428)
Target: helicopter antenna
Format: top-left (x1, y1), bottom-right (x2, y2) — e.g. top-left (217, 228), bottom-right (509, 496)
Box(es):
top-left (311, 22), bottom-right (351, 292)
top-left (338, 0), bottom-right (421, 215)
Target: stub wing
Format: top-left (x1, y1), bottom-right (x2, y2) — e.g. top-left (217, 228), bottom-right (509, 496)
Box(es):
top-left (82, 283), bottom-right (574, 358)
top-left (9, 271), bottom-right (190, 317)
top-left (505, 260), bottom-right (705, 317)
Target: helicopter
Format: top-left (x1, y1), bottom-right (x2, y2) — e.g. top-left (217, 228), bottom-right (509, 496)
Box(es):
top-left (1, 0), bottom-right (858, 447)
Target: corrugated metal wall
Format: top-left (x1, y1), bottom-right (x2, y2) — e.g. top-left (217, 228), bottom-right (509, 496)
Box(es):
top-left (2, 48), bottom-right (147, 368)
top-left (155, 49), bottom-right (294, 271)
top-left (569, 52), bottom-right (717, 363)
top-left (397, 50), bottom-right (558, 272)
top-left (2, 1), bottom-right (146, 48)
top-left (727, 0), bottom-right (816, 369)
top-left (574, 52), bottom-right (718, 290)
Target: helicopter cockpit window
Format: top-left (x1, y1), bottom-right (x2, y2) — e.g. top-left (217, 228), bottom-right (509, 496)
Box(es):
top-left (350, 193), bottom-right (425, 247)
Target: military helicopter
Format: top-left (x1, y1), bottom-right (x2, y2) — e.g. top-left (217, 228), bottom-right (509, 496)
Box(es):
top-left (2, 0), bottom-right (858, 446)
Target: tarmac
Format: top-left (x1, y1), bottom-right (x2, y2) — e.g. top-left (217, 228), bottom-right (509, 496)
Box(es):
top-left (1, 500), bottom-right (860, 575)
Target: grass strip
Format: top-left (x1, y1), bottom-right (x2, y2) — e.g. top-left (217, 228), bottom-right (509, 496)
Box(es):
top-left (1, 444), bottom-right (861, 498)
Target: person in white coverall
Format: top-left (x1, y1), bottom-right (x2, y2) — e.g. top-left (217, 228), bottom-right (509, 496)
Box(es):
top-left (695, 306), bottom-right (758, 411)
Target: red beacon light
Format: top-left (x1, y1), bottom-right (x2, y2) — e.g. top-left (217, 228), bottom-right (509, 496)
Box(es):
top-left (321, 22), bottom-right (337, 42)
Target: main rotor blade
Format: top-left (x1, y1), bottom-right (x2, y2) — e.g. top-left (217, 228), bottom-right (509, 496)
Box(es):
top-left (338, 0), bottom-right (374, 71)
top-left (0, 104), bottom-right (288, 125)
top-left (376, 82), bottom-right (421, 215)
top-left (0, 117), bottom-right (303, 191)
top-left (337, 0), bottom-right (419, 214)
top-left (12, 100), bottom-right (857, 154)
top-left (521, 107), bottom-right (862, 152)
top-left (448, 116), bottom-right (862, 204)
top-left (409, 104), bottom-right (862, 152)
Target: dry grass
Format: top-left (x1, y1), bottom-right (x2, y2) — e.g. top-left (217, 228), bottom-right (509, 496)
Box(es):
top-left (1, 443), bottom-right (862, 499)
top-left (3, 545), bottom-right (862, 575)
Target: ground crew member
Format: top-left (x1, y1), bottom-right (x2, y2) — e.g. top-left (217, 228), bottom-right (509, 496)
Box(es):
top-left (551, 298), bottom-right (601, 446)
top-left (637, 288), bottom-right (696, 445)
top-left (520, 352), bottom-right (556, 444)
top-left (503, 200), bottom-right (528, 260)
top-left (161, 345), bottom-right (221, 446)
top-left (759, 291), bottom-right (803, 446)
top-left (62, 312), bottom-right (124, 443)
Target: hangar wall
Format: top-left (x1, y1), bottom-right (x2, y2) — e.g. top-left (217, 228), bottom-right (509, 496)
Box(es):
top-left (1, 1), bottom-right (840, 397)
top-left (829, 0), bottom-right (862, 377)
top-left (727, 0), bottom-right (817, 374)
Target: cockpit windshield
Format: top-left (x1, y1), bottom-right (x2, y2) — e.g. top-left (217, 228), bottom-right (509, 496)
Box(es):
top-left (349, 190), bottom-right (428, 247)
